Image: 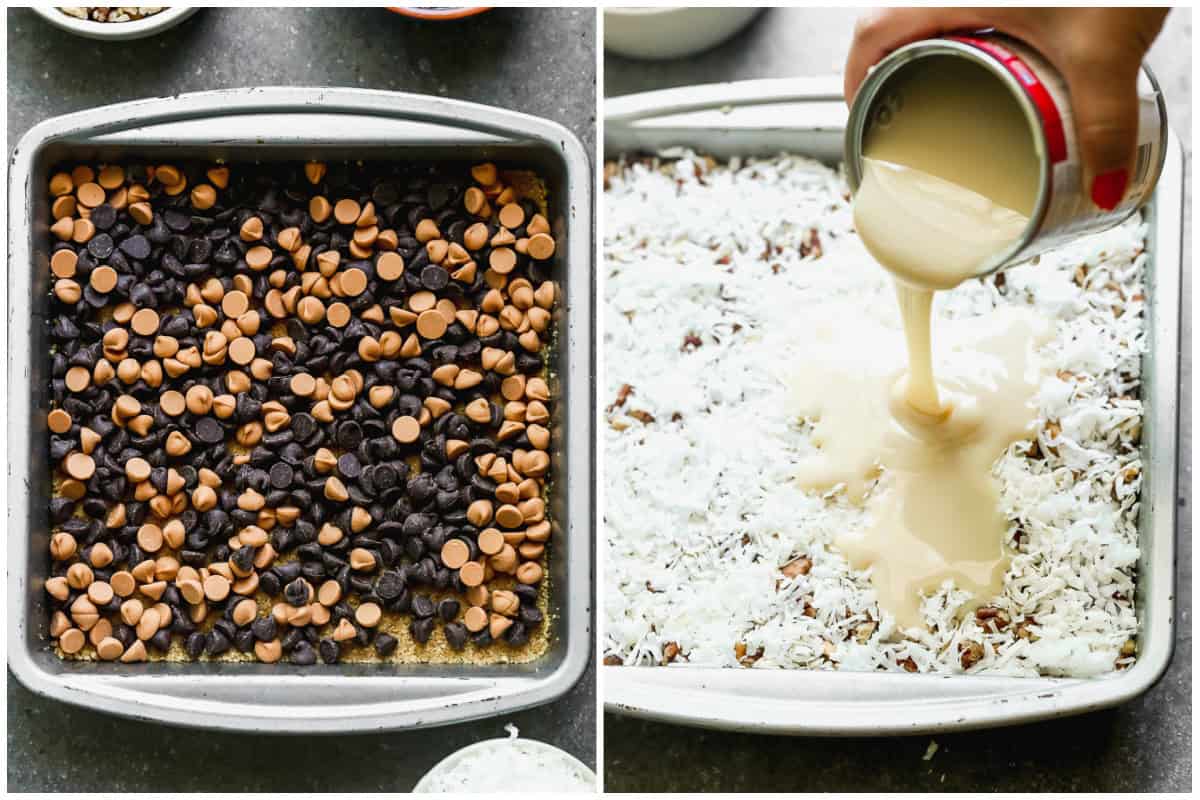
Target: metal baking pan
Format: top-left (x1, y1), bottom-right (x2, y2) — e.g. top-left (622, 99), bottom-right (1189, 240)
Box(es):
top-left (603, 78), bottom-right (1181, 735)
top-left (8, 87), bottom-right (593, 732)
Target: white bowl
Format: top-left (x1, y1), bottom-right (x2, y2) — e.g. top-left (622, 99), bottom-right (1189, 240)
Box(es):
top-left (30, 7), bottom-right (198, 41)
top-left (414, 736), bottom-right (597, 793)
top-left (604, 6), bottom-right (762, 60)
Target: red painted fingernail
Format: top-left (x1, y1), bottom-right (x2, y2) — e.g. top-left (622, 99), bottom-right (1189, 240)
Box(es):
top-left (1090, 169), bottom-right (1128, 211)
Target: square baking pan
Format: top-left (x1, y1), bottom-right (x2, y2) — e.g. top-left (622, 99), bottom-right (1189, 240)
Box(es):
top-left (603, 78), bottom-right (1182, 735)
top-left (8, 87), bottom-right (593, 733)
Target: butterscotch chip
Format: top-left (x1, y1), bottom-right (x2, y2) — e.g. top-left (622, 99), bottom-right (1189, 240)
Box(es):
top-left (463, 605), bottom-right (488, 632)
top-left (49, 532), bottom-right (77, 560)
top-left (528, 233), bottom-right (556, 260)
top-left (277, 227), bottom-right (302, 252)
top-left (318, 580), bottom-right (342, 607)
top-left (339, 268), bottom-right (368, 297)
top-left (59, 628), bottom-right (86, 655)
top-left (416, 309), bottom-right (448, 340)
top-left (376, 251), bottom-right (404, 281)
top-left (65, 452), bottom-right (95, 480)
top-left (87, 581), bottom-right (114, 606)
top-left (221, 290), bottom-right (250, 318)
top-left (355, 602), bottom-right (382, 628)
top-left (490, 613), bottom-right (513, 639)
top-left (47, 408), bottom-right (72, 434)
top-left (76, 182), bottom-right (105, 208)
top-left (334, 198), bottom-right (360, 225)
top-left (325, 301), bottom-right (351, 328)
top-left (54, 279), bottom-right (82, 304)
top-left (150, 395), bottom-right (187, 426)
top-left (154, 164), bottom-right (182, 186)
top-left (478, 528), bottom-right (505, 555)
top-left (203, 574), bottom-right (231, 602)
top-left (228, 337), bottom-right (256, 365)
top-left (499, 202), bottom-right (525, 229)
top-left (136, 523), bottom-right (163, 553)
top-left (290, 372), bottom-right (316, 397)
top-left (440, 539), bottom-right (470, 569)
top-left (111, 571), bottom-right (136, 597)
top-left (516, 562), bottom-right (544, 584)
top-left (459, 561), bottom-right (485, 587)
top-left (415, 218), bottom-right (440, 242)
top-left (489, 247), bottom-right (517, 274)
top-left (65, 366), bottom-right (91, 393)
top-left (50, 249), bottom-right (78, 278)
top-left (191, 184), bottom-right (217, 210)
top-left (52, 195), bottom-right (77, 220)
top-left (50, 217), bottom-right (75, 241)
top-left (96, 164), bottom-right (124, 189)
top-left (49, 171), bottom-right (74, 196)
top-left (246, 246), bottom-right (273, 270)
top-left (465, 187), bottom-right (488, 216)
top-left (324, 476), bottom-right (349, 502)
top-left (128, 200), bottom-right (154, 225)
top-left (238, 217), bottom-right (263, 243)
top-left (72, 218), bottom-right (96, 243)
top-left (255, 639), bottom-right (283, 663)
top-left (130, 308), bottom-right (160, 336)
top-left (90, 265), bottom-right (118, 293)
top-left (232, 598), bottom-right (257, 626)
top-left (392, 415), bottom-right (420, 444)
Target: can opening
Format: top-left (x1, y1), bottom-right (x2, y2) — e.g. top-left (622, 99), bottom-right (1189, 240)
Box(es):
top-left (861, 53), bottom-right (1041, 220)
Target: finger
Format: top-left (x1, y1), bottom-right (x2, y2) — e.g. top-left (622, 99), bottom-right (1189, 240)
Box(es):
top-left (844, 7), bottom-right (1003, 104)
top-left (1057, 62), bottom-right (1142, 209)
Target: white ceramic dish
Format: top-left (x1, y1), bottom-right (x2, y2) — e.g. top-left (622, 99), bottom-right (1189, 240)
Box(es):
top-left (30, 6), bottom-right (197, 41)
top-left (603, 7), bottom-right (762, 60)
top-left (413, 736), bottom-right (597, 793)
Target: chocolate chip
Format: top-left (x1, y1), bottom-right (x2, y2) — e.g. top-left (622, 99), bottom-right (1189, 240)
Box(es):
top-left (196, 417), bottom-right (224, 444)
top-left (119, 234), bottom-right (151, 260)
top-left (269, 462), bottom-right (294, 490)
top-left (290, 641), bottom-right (317, 665)
top-left (374, 632), bottom-right (398, 657)
top-left (336, 453), bottom-right (361, 479)
top-left (444, 622), bottom-right (468, 650)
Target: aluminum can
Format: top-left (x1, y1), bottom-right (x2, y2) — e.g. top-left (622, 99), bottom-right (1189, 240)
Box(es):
top-left (845, 34), bottom-right (1168, 275)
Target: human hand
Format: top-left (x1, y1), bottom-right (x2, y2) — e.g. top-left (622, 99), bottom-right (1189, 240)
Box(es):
top-left (844, 7), bottom-right (1169, 210)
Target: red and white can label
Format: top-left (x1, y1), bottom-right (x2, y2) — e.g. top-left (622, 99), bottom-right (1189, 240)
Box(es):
top-left (949, 34), bottom-right (1167, 254)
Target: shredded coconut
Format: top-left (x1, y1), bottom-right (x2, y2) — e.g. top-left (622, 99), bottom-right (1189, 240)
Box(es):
top-left (603, 151), bottom-right (1145, 678)
top-left (417, 725), bottom-right (596, 793)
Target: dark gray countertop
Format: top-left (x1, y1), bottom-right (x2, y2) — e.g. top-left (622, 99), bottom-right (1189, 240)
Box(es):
top-left (604, 7), bottom-right (1191, 793)
top-left (7, 6), bottom-right (595, 792)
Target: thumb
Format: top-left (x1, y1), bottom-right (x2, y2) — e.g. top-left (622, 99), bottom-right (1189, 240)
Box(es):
top-left (1061, 64), bottom-right (1142, 210)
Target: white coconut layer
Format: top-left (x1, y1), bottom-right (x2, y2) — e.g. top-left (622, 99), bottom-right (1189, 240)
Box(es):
top-left (603, 151), bottom-right (1145, 678)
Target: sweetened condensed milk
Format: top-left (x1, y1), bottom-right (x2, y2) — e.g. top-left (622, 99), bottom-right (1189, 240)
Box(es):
top-left (792, 55), bottom-right (1054, 628)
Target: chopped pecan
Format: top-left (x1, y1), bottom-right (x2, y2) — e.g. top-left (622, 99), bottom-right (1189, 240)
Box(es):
top-left (603, 654), bottom-right (624, 666)
top-left (800, 228), bottom-right (822, 259)
top-left (898, 657), bottom-right (919, 673)
top-left (628, 409), bottom-right (655, 424)
top-left (662, 641), bottom-right (680, 664)
top-left (680, 333), bottom-right (703, 351)
top-left (1015, 619), bottom-right (1039, 641)
top-left (781, 556), bottom-right (812, 578)
top-left (959, 640), bottom-right (985, 669)
top-left (974, 606), bottom-right (1010, 630)
top-left (607, 383), bottom-right (633, 412)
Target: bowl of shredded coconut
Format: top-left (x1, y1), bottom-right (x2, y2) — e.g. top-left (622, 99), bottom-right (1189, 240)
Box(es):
top-left (32, 7), bottom-right (197, 40)
top-left (414, 725), bottom-right (596, 793)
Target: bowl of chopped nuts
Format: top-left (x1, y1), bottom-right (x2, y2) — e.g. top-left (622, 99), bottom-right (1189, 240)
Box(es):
top-left (30, 6), bottom-right (198, 41)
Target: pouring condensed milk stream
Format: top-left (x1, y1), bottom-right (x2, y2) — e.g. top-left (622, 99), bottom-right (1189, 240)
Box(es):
top-left (789, 37), bottom-right (1166, 630)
